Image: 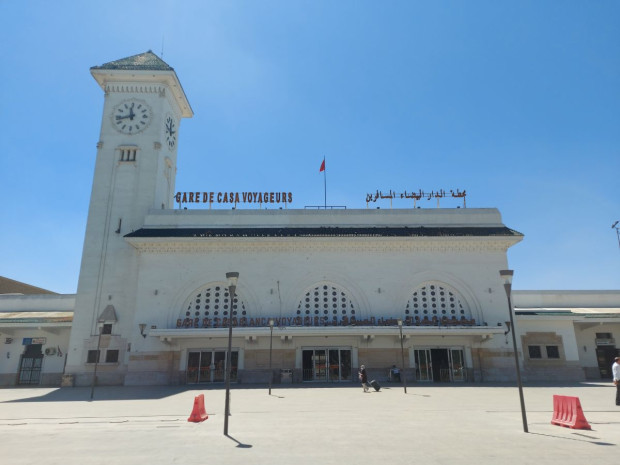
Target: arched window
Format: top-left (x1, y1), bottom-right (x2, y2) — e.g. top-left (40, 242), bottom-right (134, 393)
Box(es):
top-left (405, 283), bottom-right (471, 320)
top-left (295, 283), bottom-right (357, 322)
top-left (178, 284), bottom-right (247, 327)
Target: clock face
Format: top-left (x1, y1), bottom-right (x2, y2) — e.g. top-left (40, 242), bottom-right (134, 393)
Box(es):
top-left (164, 114), bottom-right (177, 149)
top-left (112, 99), bottom-right (151, 134)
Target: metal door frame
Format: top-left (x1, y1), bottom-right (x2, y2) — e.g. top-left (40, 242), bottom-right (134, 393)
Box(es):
top-left (303, 347), bottom-right (351, 382)
top-left (414, 349), bottom-right (432, 382)
top-left (415, 347), bottom-right (466, 382)
top-left (187, 349), bottom-right (237, 384)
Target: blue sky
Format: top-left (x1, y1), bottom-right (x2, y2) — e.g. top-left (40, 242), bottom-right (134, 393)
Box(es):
top-left (1, 1), bottom-right (619, 294)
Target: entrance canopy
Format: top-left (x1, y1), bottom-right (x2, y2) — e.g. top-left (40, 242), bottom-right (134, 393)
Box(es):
top-left (150, 324), bottom-right (503, 343)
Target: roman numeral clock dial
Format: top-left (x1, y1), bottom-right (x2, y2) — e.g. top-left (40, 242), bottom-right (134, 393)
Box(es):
top-left (112, 99), bottom-right (152, 134)
top-left (165, 114), bottom-right (177, 149)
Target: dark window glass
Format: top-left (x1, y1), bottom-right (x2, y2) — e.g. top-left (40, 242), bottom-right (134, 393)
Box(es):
top-left (87, 350), bottom-right (100, 363)
top-left (105, 350), bottom-right (119, 363)
top-left (528, 345), bottom-right (542, 359)
top-left (101, 324), bottom-right (112, 335)
top-left (546, 345), bottom-right (560, 359)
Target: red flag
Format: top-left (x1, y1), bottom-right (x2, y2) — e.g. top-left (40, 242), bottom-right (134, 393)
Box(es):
top-left (319, 158), bottom-right (325, 172)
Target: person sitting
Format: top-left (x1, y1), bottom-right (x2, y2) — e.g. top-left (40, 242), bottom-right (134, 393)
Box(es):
top-left (389, 365), bottom-right (401, 382)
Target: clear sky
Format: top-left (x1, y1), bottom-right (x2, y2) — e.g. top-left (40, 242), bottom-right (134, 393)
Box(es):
top-left (1, 1), bottom-right (619, 294)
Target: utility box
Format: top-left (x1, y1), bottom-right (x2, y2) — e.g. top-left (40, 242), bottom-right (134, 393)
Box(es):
top-left (280, 369), bottom-right (293, 384)
top-left (60, 374), bottom-right (74, 387)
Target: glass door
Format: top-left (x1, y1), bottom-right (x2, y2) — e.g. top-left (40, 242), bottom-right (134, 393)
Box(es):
top-left (199, 351), bottom-right (212, 383)
top-left (303, 348), bottom-right (351, 382)
top-left (213, 351), bottom-right (226, 382)
top-left (329, 349), bottom-right (352, 381)
top-left (414, 349), bottom-right (432, 382)
top-left (187, 352), bottom-right (200, 384)
top-left (187, 349), bottom-right (237, 384)
top-left (314, 350), bottom-right (327, 381)
top-left (449, 349), bottom-right (466, 382)
top-left (339, 349), bottom-right (352, 381)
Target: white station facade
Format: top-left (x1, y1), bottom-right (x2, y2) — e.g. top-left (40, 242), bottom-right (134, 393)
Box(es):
top-left (1, 52), bottom-right (619, 387)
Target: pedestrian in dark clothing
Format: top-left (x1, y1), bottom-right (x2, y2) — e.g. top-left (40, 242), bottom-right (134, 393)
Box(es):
top-left (359, 364), bottom-right (369, 392)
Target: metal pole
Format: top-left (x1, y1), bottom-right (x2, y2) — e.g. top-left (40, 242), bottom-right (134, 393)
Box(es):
top-left (89, 323), bottom-right (103, 400)
top-left (269, 320), bottom-right (274, 395)
top-left (224, 283), bottom-right (235, 436)
top-left (398, 320), bottom-right (407, 394)
top-left (504, 282), bottom-right (528, 433)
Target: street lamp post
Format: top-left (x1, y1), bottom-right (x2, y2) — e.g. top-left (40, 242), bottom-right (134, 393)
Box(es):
top-left (89, 318), bottom-right (105, 401)
top-left (612, 221), bottom-right (620, 249)
top-left (499, 269), bottom-right (528, 433)
top-left (268, 318), bottom-right (274, 395)
top-left (397, 319), bottom-right (407, 394)
top-left (224, 272), bottom-right (239, 436)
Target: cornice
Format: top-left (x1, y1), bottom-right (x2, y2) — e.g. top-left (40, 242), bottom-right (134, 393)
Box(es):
top-left (104, 84), bottom-right (167, 95)
top-left (125, 236), bottom-right (518, 254)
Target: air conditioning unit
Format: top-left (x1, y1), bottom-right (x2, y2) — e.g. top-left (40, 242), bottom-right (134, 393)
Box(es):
top-left (595, 338), bottom-right (615, 346)
top-left (44, 347), bottom-right (57, 356)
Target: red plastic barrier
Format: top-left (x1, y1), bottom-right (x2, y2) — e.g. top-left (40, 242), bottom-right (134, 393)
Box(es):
top-left (187, 393), bottom-right (208, 423)
top-left (550, 395), bottom-right (591, 430)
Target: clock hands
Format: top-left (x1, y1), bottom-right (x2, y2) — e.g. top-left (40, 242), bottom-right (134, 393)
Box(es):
top-left (115, 103), bottom-right (136, 121)
top-left (166, 120), bottom-right (176, 136)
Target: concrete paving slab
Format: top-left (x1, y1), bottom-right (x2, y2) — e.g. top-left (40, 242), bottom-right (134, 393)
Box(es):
top-left (0, 382), bottom-right (618, 465)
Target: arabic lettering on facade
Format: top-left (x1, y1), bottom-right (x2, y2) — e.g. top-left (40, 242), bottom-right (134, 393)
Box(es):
top-left (366, 189), bottom-right (466, 206)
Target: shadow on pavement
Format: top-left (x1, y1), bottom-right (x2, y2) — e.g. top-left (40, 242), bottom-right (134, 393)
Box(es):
top-left (528, 431), bottom-right (615, 446)
top-left (226, 434), bottom-right (253, 448)
top-left (1, 386), bottom-right (192, 403)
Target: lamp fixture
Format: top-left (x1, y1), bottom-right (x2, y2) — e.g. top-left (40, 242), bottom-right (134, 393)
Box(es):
top-left (139, 323), bottom-right (147, 338)
top-left (226, 272), bottom-right (239, 291)
top-left (499, 269), bottom-right (514, 286)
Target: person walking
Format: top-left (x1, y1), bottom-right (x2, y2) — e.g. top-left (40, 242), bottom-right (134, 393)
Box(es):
top-left (359, 364), bottom-right (369, 392)
top-left (613, 356), bottom-right (620, 406)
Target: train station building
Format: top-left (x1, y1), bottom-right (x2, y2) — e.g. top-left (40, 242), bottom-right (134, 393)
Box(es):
top-left (1, 52), bottom-right (618, 387)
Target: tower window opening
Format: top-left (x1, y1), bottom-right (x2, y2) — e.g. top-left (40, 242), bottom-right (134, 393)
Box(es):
top-left (119, 147), bottom-right (138, 162)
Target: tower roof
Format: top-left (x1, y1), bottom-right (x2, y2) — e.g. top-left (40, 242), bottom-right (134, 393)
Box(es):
top-left (90, 51), bottom-right (193, 118)
top-left (91, 51), bottom-right (173, 72)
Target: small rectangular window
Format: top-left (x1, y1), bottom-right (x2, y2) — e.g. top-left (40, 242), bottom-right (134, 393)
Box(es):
top-left (87, 350), bottom-right (100, 364)
top-left (101, 323), bottom-right (112, 335)
top-left (119, 148), bottom-right (137, 162)
top-left (105, 350), bottom-right (119, 363)
top-left (596, 332), bottom-right (612, 339)
top-left (528, 345), bottom-right (542, 359)
top-left (546, 345), bottom-right (560, 359)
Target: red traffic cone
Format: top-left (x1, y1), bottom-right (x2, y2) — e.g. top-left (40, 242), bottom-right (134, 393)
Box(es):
top-left (187, 394), bottom-right (208, 422)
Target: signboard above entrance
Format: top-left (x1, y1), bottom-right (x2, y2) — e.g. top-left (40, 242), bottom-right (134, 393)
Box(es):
top-left (175, 191), bottom-right (293, 207)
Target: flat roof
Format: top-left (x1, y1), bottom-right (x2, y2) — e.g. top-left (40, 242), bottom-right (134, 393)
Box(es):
top-left (125, 225), bottom-right (522, 239)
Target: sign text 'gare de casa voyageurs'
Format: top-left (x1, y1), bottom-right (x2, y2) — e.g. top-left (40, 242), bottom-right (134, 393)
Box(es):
top-left (175, 191), bottom-right (293, 206)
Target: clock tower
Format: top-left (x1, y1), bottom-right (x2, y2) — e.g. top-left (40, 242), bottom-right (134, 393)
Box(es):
top-left (65, 52), bottom-right (192, 385)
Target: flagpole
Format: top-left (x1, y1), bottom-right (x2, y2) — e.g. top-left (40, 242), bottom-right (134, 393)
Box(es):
top-left (323, 159), bottom-right (327, 209)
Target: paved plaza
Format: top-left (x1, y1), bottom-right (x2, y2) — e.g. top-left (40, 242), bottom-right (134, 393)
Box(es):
top-left (0, 381), bottom-right (618, 465)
